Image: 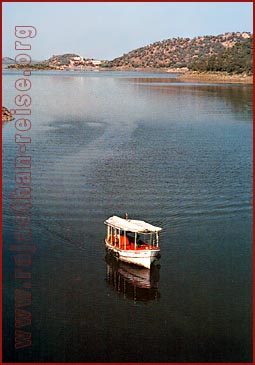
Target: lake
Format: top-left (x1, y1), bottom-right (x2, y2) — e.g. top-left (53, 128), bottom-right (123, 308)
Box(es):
top-left (2, 70), bottom-right (252, 362)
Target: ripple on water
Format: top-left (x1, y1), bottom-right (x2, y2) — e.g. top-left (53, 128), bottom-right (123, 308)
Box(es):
top-left (2, 73), bottom-right (252, 363)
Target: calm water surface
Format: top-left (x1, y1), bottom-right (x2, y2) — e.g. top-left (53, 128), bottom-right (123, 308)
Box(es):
top-left (3, 70), bottom-right (252, 362)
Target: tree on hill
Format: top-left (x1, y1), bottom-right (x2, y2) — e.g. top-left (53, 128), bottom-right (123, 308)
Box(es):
top-left (191, 37), bottom-right (253, 74)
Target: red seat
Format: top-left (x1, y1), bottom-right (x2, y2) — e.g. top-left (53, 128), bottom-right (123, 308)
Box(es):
top-left (119, 235), bottom-right (130, 249)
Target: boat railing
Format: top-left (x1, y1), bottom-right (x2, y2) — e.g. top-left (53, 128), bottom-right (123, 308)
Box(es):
top-left (107, 233), bottom-right (159, 250)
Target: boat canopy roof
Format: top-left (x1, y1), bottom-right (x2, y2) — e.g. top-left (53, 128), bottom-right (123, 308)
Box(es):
top-left (104, 215), bottom-right (162, 233)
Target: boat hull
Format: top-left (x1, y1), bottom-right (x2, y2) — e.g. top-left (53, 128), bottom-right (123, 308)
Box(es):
top-left (105, 239), bottom-right (160, 269)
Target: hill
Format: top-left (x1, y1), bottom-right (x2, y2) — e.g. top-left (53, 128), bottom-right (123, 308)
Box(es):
top-left (4, 32), bottom-right (253, 76)
top-left (2, 57), bottom-right (15, 64)
top-left (2, 57), bottom-right (15, 69)
top-left (104, 32), bottom-right (253, 74)
top-left (43, 53), bottom-right (80, 66)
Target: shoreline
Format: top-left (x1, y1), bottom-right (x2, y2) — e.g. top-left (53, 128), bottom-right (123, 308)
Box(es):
top-left (107, 68), bottom-right (253, 84)
top-left (176, 71), bottom-right (253, 84)
top-left (3, 66), bottom-right (253, 84)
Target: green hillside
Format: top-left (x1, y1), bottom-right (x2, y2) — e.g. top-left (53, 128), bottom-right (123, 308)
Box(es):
top-left (104, 32), bottom-right (253, 74)
top-left (191, 37), bottom-right (253, 73)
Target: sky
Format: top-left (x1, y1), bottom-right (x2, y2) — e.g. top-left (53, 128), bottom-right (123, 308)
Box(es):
top-left (2, 2), bottom-right (253, 61)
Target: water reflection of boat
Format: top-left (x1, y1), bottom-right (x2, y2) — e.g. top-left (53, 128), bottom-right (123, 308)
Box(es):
top-left (105, 253), bottom-right (160, 302)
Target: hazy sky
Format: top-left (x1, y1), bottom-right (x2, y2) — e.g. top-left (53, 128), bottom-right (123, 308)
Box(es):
top-left (3, 2), bottom-right (253, 60)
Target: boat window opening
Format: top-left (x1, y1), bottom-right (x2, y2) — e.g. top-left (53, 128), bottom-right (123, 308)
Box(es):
top-left (126, 231), bottom-right (135, 240)
top-left (106, 224), bottom-right (159, 250)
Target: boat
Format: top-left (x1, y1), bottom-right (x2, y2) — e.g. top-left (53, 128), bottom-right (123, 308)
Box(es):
top-left (104, 214), bottom-right (162, 269)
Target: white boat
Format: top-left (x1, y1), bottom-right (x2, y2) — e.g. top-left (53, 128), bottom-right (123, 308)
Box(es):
top-left (104, 215), bottom-right (162, 269)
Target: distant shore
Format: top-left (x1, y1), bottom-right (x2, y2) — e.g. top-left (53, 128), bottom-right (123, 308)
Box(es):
top-left (4, 65), bottom-right (253, 84)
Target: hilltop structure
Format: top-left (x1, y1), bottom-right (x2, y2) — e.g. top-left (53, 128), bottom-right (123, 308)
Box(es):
top-left (43, 54), bottom-right (102, 70)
